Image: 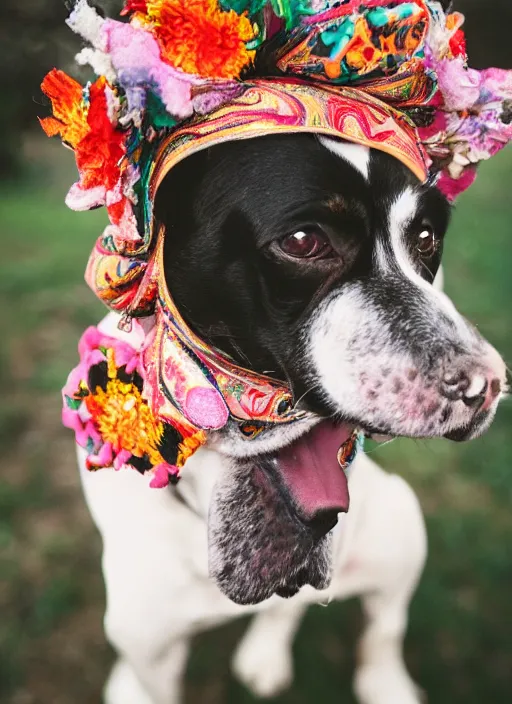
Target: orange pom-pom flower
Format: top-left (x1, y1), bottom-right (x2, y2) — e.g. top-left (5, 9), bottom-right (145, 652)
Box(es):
top-left (76, 78), bottom-right (126, 195)
top-left (145, 0), bottom-right (256, 79)
top-left (41, 70), bottom-right (128, 225)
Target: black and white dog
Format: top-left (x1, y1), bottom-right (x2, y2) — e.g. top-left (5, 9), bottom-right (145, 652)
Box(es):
top-left (79, 134), bottom-right (506, 704)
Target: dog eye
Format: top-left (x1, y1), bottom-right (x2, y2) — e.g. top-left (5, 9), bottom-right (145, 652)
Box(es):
top-left (278, 229), bottom-right (332, 259)
top-left (416, 226), bottom-right (437, 258)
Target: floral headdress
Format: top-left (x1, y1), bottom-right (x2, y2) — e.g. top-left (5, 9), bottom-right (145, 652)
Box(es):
top-left (42, 0), bottom-right (512, 487)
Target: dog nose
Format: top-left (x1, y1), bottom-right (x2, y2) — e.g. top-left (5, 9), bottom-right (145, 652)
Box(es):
top-left (306, 508), bottom-right (341, 538)
top-left (441, 371), bottom-right (502, 410)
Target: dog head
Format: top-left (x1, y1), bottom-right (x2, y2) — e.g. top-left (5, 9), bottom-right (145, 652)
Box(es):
top-left (155, 133), bottom-right (507, 604)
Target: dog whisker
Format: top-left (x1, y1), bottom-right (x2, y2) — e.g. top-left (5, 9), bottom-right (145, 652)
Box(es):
top-left (364, 436), bottom-right (396, 455)
top-left (294, 384), bottom-right (321, 409)
top-left (418, 258), bottom-right (435, 282)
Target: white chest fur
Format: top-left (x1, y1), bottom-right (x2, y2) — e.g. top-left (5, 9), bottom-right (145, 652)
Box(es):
top-left (79, 441), bottom-right (427, 704)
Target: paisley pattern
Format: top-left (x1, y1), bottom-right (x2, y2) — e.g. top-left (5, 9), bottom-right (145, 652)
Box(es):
top-left (85, 79), bottom-right (428, 326)
top-left (277, 2), bottom-right (431, 91)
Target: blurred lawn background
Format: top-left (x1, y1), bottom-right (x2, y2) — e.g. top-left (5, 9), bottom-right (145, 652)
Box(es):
top-left (1, 2), bottom-right (511, 703)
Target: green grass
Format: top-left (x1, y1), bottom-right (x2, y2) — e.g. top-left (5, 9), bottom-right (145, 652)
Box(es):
top-left (1, 139), bottom-right (511, 703)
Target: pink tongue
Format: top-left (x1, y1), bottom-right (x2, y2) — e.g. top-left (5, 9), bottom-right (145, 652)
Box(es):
top-left (276, 421), bottom-right (352, 520)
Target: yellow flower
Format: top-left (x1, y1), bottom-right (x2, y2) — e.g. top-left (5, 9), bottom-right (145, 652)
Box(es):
top-left (87, 356), bottom-right (166, 467)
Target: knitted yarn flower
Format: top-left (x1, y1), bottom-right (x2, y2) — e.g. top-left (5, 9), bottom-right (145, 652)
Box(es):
top-left (130, 0), bottom-right (257, 79)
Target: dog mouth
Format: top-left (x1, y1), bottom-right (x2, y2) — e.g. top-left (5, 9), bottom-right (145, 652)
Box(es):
top-left (208, 421), bottom-right (357, 605)
top-left (275, 421), bottom-right (356, 527)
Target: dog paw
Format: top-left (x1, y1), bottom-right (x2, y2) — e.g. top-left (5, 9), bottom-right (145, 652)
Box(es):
top-left (232, 641), bottom-right (294, 699)
top-left (104, 659), bottom-right (156, 704)
top-left (354, 664), bottom-right (425, 704)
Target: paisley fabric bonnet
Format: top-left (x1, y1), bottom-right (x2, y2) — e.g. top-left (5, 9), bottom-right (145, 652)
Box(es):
top-left (41, 1), bottom-right (512, 486)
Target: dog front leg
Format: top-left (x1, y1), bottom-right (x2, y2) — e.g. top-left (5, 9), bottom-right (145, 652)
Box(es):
top-left (351, 486), bottom-right (427, 704)
top-left (104, 634), bottom-right (190, 704)
top-left (354, 587), bottom-right (424, 704)
top-left (330, 456), bottom-right (427, 704)
top-left (104, 639), bottom-right (189, 704)
top-left (232, 600), bottom-right (308, 698)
